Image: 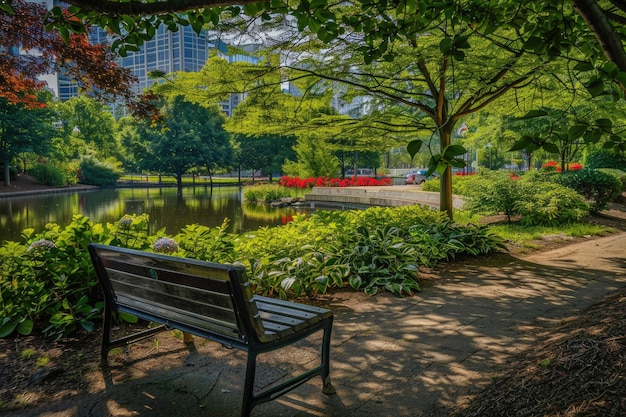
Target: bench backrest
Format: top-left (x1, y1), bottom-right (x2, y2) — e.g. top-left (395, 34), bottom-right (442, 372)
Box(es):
top-left (88, 243), bottom-right (265, 346)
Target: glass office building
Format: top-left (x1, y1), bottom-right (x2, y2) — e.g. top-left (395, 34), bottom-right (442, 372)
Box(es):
top-left (38, 1), bottom-right (258, 116)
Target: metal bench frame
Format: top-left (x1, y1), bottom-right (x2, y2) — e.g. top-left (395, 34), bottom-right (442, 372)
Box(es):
top-left (88, 243), bottom-right (335, 417)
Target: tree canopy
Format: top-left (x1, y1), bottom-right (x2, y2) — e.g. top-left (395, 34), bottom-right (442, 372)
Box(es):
top-left (30, 0), bottom-right (626, 89)
top-left (135, 96), bottom-right (233, 191)
top-left (0, 0), bottom-right (135, 108)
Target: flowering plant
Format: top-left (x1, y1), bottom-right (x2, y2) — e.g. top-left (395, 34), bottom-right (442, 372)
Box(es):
top-left (153, 237), bottom-right (179, 254)
top-left (279, 176), bottom-right (393, 189)
top-left (541, 161), bottom-right (584, 172)
top-left (27, 238), bottom-right (56, 253)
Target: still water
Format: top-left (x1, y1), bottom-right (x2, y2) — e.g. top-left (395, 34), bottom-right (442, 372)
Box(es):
top-left (0, 186), bottom-right (309, 243)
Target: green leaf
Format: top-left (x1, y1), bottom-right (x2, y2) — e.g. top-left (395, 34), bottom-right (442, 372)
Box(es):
top-left (573, 61), bottom-right (594, 72)
top-left (543, 142), bottom-right (560, 154)
top-left (615, 72), bottom-right (626, 88)
top-left (596, 118), bottom-right (613, 129)
top-left (518, 109), bottom-right (548, 120)
top-left (601, 61), bottom-right (619, 76)
top-left (523, 36), bottom-right (544, 51)
top-left (567, 124), bottom-right (587, 141)
top-left (17, 319), bottom-right (34, 336)
top-left (0, 3), bottom-right (15, 14)
top-left (586, 78), bottom-right (606, 97)
top-left (118, 311), bottom-right (139, 323)
top-left (508, 135), bottom-right (537, 152)
top-left (439, 37), bottom-right (453, 54)
top-left (583, 129), bottom-right (602, 144)
top-left (449, 158), bottom-right (466, 168)
top-left (407, 140), bottom-right (423, 159)
top-left (0, 319), bottom-right (18, 338)
top-left (443, 144), bottom-right (467, 159)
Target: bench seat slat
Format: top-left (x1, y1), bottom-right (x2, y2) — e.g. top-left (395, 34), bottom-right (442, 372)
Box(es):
top-left (255, 296), bottom-right (333, 317)
top-left (254, 297), bottom-right (332, 338)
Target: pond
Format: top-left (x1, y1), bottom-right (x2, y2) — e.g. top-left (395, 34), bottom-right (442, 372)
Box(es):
top-left (0, 186), bottom-right (310, 243)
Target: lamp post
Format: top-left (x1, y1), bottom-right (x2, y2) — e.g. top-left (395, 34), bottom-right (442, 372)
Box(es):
top-left (486, 143), bottom-right (493, 169)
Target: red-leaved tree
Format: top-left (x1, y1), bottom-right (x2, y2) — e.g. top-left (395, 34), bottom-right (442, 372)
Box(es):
top-left (0, 0), bottom-right (135, 109)
top-left (0, 0), bottom-right (136, 185)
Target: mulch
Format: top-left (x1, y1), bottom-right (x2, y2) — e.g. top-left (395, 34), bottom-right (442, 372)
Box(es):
top-left (452, 286), bottom-right (626, 417)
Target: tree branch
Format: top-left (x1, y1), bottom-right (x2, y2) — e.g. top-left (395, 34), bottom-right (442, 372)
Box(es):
top-left (573, 0), bottom-right (626, 76)
top-left (63, 0), bottom-right (260, 15)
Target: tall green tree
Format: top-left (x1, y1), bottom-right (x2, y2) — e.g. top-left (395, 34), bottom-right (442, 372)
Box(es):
top-left (177, 27), bottom-right (558, 218)
top-left (0, 97), bottom-right (54, 185)
top-left (54, 96), bottom-right (119, 160)
top-left (137, 96), bottom-right (233, 192)
top-left (235, 133), bottom-right (296, 181)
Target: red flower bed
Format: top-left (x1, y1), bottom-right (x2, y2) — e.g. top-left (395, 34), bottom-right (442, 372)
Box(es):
top-left (542, 161), bottom-right (584, 172)
top-left (279, 176), bottom-right (393, 188)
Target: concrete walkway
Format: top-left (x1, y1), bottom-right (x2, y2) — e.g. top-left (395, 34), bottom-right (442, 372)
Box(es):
top-left (11, 233), bottom-right (626, 417)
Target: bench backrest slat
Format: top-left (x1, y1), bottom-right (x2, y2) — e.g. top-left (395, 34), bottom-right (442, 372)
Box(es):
top-left (90, 244), bottom-right (254, 342)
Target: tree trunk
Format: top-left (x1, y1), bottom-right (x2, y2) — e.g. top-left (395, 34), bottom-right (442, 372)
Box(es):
top-left (2, 156), bottom-right (10, 186)
top-left (176, 171), bottom-right (183, 195)
top-left (439, 128), bottom-right (454, 220)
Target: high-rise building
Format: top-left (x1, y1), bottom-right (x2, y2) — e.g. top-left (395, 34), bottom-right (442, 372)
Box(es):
top-left (37, 1), bottom-right (257, 116)
top-left (118, 24), bottom-right (211, 95)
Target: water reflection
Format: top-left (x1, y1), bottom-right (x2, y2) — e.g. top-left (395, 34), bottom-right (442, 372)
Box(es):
top-left (0, 186), bottom-right (310, 243)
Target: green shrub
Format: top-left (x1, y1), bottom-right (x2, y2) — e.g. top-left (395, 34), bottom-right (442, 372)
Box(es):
top-left (551, 169), bottom-right (621, 212)
top-left (29, 163), bottom-right (66, 186)
top-left (584, 149), bottom-right (626, 170)
top-left (243, 184), bottom-right (303, 203)
top-left (78, 157), bottom-right (120, 186)
top-left (462, 171), bottom-right (522, 221)
top-left (515, 182), bottom-right (589, 226)
top-left (598, 168), bottom-right (626, 193)
top-left (422, 178), bottom-right (439, 191)
top-left (1, 205), bottom-right (506, 339)
top-left (422, 173), bottom-right (475, 195)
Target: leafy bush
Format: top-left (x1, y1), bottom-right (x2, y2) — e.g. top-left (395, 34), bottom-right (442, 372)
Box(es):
top-left (515, 182), bottom-right (589, 226)
top-left (78, 157), bottom-right (120, 186)
top-left (551, 169), bottom-right (621, 212)
top-left (584, 149), bottom-right (626, 170)
top-left (462, 171), bottom-right (522, 221)
top-left (243, 184), bottom-right (303, 203)
top-left (1, 206), bottom-right (506, 339)
top-left (598, 168), bottom-right (626, 194)
top-left (29, 163), bottom-right (66, 186)
top-left (422, 173), bottom-right (475, 195)
top-left (237, 206), bottom-right (503, 297)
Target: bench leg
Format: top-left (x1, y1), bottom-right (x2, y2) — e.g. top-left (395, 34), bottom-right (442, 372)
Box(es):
top-left (241, 351), bottom-right (257, 417)
top-left (321, 320), bottom-right (336, 394)
top-left (100, 305), bottom-right (113, 367)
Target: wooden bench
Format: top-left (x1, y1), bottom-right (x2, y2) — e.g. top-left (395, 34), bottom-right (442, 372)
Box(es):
top-left (88, 243), bottom-right (335, 417)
